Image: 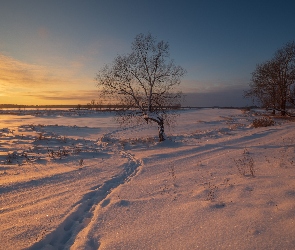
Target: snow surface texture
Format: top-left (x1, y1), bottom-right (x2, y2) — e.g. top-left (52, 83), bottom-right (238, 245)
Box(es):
top-left (0, 108), bottom-right (295, 250)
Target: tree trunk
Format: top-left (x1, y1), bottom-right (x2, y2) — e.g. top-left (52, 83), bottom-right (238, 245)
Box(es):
top-left (157, 118), bottom-right (165, 142)
top-left (144, 116), bottom-right (166, 142)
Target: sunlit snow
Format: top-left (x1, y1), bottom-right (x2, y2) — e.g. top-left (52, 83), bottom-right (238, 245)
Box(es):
top-left (0, 108), bottom-right (295, 250)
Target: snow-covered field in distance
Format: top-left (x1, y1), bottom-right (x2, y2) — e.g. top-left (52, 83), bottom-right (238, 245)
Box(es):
top-left (0, 108), bottom-right (295, 249)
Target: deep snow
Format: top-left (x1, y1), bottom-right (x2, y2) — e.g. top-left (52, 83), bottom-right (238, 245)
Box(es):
top-left (0, 108), bottom-right (295, 250)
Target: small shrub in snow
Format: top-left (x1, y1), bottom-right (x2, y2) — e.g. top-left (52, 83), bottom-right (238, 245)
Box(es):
top-left (206, 182), bottom-right (218, 201)
top-left (47, 147), bottom-right (69, 159)
top-left (234, 149), bottom-right (255, 177)
top-left (159, 165), bottom-right (178, 201)
top-left (79, 158), bottom-right (84, 167)
top-left (6, 152), bottom-right (17, 164)
top-left (252, 116), bottom-right (274, 128)
top-left (229, 123), bottom-right (244, 130)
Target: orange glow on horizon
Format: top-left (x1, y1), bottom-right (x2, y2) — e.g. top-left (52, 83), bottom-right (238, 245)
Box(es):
top-left (0, 53), bottom-right (100, 105)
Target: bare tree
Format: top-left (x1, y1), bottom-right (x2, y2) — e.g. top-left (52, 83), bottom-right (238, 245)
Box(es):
top-left (245, 60), bottom-right (279, 114)
top-left (87, 99), bottom-right (99, 110)
top-left (95, 33), bottom-right (186, 141)
top-left (274, 42), bottom-right (295, 115)
top-left (245, 41), bottom-right (295, 115)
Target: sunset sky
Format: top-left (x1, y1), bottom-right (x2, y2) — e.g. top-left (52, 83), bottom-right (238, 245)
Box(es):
top-left (1, 0), bottom-right (295, 106)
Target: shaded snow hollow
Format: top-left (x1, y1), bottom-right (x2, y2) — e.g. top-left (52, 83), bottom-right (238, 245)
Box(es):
top-left (0, 108), bottom-right (295, 249)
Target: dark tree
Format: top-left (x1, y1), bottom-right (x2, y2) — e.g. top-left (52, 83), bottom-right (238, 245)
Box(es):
top-left (245, 60), bottom-right (279, 114)
top-left (95, 33), bottom-right (186, 141)
top-left (273, 42), bottom-right (295, 115)
top-left (245, 41), bottom-right (295, 116)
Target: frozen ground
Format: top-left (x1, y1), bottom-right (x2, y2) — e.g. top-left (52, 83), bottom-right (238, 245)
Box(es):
top-left (0, 108), bottom-right (295, 249)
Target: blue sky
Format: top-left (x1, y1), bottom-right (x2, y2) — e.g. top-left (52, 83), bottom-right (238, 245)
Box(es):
top-left (0, 0), bottom-right (295, 106)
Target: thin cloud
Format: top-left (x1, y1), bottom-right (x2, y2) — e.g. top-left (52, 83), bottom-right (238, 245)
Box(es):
top-left (0, 53), bottom-right (93, 88)
top-left (24, 90), bottom-right (100, 102)
top-left (0, 54), bottom-right (58, 87)
top-left (0, 55), bottom-right (39, 85)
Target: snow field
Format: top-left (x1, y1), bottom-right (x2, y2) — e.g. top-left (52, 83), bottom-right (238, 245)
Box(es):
top-left (0, 108), bottom-right (295, 249)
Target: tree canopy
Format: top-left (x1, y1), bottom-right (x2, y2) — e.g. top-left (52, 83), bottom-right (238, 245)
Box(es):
top-left (95, 33), bottom-right (186, 141)
top-left (245, 41), bottom-right (295, 115)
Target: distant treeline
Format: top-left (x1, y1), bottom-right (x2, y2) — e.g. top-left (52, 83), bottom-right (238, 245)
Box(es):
top-left (0, 104), bottom-right (258, 110)
top-left (0, 104), bottom-right (80, 109)
top-left (0, 104), bottom-right (182, 109)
